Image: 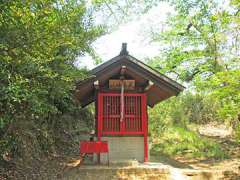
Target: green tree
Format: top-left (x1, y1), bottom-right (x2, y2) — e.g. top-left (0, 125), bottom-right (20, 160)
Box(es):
top-left (0, 0), bottom-right (103, 158)
top-left (147, 0), bottom-right (240, 140)
top-left (149, 0), bottom-right (239, 82)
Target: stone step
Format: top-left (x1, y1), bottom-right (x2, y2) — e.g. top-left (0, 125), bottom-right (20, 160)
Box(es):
top-left (63, 166), bottom-right (170, 180)
top-left (62, 165), bottom-right (240, 180)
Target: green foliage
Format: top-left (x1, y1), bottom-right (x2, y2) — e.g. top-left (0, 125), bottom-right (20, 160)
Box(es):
top-left (235, 123), bottom-right (240, 143)
top-left (149, 92), bottom-right (221, 132)
top-left (149, 0), bottom-right (233, 82)
top-left (196, 70), bottom-right (240, 122)
top-left (149, 92), bottom-right (227, 158)
top-left (0, 0), bottom-right (103, 160)
top-left (151, 126), bottom-right (225, 159)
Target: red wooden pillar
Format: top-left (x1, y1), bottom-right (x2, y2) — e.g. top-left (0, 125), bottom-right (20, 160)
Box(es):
top-left (97, 93), bottom-right (103, 163)
top-left (97, 93), bottom-right (103, 141)
top-left (142, 94), bottom-right (148, 162)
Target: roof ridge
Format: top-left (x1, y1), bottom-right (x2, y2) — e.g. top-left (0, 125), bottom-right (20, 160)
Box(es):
top-left (90, 53), bottom-right (184, 90)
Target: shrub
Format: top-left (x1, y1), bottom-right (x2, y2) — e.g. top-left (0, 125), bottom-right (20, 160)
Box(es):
top-left (151, 126), bottom-right (226, 159)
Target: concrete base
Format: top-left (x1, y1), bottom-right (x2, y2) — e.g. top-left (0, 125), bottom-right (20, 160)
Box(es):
top-left (94, 136), bottom-right (147, 164)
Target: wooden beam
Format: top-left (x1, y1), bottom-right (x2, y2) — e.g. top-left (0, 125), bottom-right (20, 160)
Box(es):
top-left (144, 81), bottom-right (154, 92)
top-left (80, 95), bottom-right (95, 107)
top-left (120, 66), bottom-right (126, 76)
top-left (94, 80), bottom-right (99, 90)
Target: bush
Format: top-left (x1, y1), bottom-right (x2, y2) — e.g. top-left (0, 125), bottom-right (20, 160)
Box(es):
top-left (235, 123), bottom-right (240, 144)
top-left (151, 126), bottom-right (226, 159)
top-left (149, 92), bottom-right (222, 133)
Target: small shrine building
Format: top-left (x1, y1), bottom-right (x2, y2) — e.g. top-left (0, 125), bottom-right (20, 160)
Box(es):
top-left (75, 43), bottom-right (184, 163)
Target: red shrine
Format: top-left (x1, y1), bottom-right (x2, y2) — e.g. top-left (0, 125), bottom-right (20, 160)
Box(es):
top-left (75, 43), bottom-right (184, 163)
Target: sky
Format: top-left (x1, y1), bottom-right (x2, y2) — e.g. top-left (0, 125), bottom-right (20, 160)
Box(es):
top-left (77, 2), bottom-right (173, 69)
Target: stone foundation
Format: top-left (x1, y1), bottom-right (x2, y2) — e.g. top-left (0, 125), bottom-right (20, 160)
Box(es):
top-left (94, 136), bottom-right (147, 164)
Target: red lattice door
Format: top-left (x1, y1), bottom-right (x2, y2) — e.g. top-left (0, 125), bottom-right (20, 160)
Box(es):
top-left (98, 93), bottom-right (146, 135)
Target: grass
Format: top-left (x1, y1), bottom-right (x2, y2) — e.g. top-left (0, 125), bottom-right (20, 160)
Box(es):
top-left (151, 126), bottom-right (226, 159)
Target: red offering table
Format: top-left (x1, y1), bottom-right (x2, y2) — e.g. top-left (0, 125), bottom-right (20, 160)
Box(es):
top-left (80, 141), bottom-right (109, 165)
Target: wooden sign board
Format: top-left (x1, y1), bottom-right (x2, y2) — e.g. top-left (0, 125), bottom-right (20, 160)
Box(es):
top-left (109, 80), bottom-right (135, 90)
